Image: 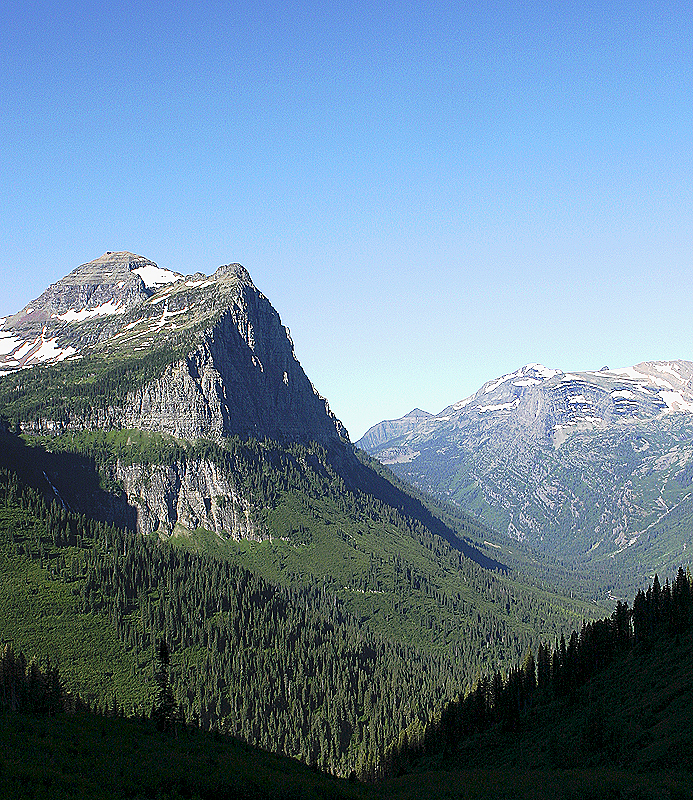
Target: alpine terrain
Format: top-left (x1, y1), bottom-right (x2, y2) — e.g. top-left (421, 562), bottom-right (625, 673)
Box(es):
top-left (0, 252), bottom-right (599, 779)
top-left (359, 362), bottom-right (693, 594)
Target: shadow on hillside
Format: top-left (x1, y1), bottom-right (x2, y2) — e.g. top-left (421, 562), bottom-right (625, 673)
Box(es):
top-left (350, 449), bottom-right (508, 574)
top-left (0, 432), bottom-right (137, 531)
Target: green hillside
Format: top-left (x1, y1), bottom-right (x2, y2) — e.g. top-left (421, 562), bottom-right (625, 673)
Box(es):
top-left (0, 429), bottom-right (603, 777)
top-left (0, 709), bottom-right (372, 800)
top-left (382, 571), bottom-right (693, 798)
top-left (3, 572), bottom-right (692, 799)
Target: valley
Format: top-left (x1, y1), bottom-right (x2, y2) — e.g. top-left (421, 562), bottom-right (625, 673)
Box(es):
top-left (1, 252), bottom-right (691, 796)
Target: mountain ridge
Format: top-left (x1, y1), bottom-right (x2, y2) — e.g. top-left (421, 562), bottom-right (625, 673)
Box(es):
top-left (0, 252), bottom-right (347, 448)
top-left (358, 361), bottom-right (693, 587)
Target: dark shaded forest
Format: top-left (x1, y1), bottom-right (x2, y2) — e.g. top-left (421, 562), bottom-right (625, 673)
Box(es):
top-left (384, 566), bottom-right (693, 778)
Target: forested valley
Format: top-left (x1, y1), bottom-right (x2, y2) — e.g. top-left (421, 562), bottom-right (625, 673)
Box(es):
top-left (1, 414), bottom-right (691, 796)
top-left (3, 453), bottom-right (693, 798)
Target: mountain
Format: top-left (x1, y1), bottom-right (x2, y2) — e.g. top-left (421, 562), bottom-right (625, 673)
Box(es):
top-left (0, 252), bottom-right (354, 540)
top-left (0, 251), bottom-right (346, 447)
top-left (0, 253), bottom-right (602, 776)
top-left (358, 362), bottom-right (693, 590)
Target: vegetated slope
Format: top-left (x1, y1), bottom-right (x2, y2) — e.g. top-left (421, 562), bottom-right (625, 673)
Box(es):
top-left (0, 710), bottom-right (374, 800)
top-left (0, 253), bottom-right (605, 777)
top-left (381, 570), bottom-right (693, 799)
top-left (0, 466), bottom-right (469, 776)
top-left (0, 429), bottom-right (600, 663)
top-left (0, 441), bottom-right (604, 778)
top-left (358, 362), bottom-right (693, 598)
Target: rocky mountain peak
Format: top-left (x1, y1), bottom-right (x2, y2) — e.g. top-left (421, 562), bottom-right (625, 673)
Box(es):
top-left (213, 262), bottom-right (254, 286)
top-left (0, 251), bottom-right (349, 450)
top-left (59, 251), bottom-right (158, 285)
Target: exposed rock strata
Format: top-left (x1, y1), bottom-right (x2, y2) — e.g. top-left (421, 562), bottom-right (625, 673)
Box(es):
top-left (116, 459), bottom-right (262, 540)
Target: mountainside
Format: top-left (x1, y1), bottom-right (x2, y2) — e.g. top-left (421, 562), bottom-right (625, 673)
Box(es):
top-left (0, 251), bottom-right (346, 447)
top-left (385, 569), bottom-right (693, 799)
top-left (0, 253), bottom-right (603, 776)
top-left (358, 362), bottom-right (693, 587)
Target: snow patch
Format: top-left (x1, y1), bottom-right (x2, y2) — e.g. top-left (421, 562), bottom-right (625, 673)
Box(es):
top-left (32, 337), bottom-right (77, 362)
top-left (57, 300), bottom-right (126, 322)
top-left (610, 366), bottom-right (644, 380)
top-left (452, 396), bottom-right (474, 410)
top-left (13, 340), bottom-right (36, 360)
top-left (569, 395), bottom-right (589, 404)
top-left (0, 333), bottom-right (24, 355)
top-left (157, 305), bottom-right (189, 327)
top-left (478, 400), bottom-right (519, 413)
top-left (483, 376), bottom-right (510, 394)
top-left (525, 363), bottom-right (562, 379)
top-left (659, 391), bottom-right (693, 413)
top-left (133, 265), bottom-right (181, 288)
top-left (651, 376), bottom-right (675, 390)
top-left (612, 390), bottom-right (638, 400)
top-left (185, 278), bottom-right (214, 288)
top-left (0, 318), bottom-right (6, 329)
top-left (654, 363), bottom-right (680, 376)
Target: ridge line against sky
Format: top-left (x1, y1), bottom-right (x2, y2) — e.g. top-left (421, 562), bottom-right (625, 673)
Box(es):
top-left (2, 0), bottom-right (692, 440)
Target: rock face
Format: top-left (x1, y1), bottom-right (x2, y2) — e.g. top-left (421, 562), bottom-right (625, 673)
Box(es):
top-left (3, 252), bottom-right (347, 447)
top-left (123, 288), bottom-right (346, 445)
top-left (116, 460), bottom-right (261, 540)
top-left (0, 252), bottom-right (351, 541)
top-left (359, 362), bottom-right (693, 560)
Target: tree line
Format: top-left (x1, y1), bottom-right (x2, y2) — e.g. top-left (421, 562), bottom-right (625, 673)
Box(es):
top-left (382, 566), bottom-right (693, 778)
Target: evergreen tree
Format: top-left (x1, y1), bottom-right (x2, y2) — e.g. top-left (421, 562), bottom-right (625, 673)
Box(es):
top-left (153, 639), bottom-right (179, 733)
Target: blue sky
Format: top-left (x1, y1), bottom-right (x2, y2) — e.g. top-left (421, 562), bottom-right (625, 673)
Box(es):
top-left (2, 0), bottom-right (692, 440)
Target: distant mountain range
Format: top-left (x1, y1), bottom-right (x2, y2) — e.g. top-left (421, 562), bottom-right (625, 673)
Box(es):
top-left (358, 362), bottom-right (693, 581)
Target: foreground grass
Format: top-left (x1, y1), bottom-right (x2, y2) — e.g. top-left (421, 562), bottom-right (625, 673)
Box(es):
top-left (3, 710), bottom-right (690, 800)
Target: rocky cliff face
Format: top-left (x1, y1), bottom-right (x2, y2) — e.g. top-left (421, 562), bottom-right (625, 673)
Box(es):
top-left (359, 362), bottom-right (693, 560)
top-left (123, 288), bottom-right (346, 445)
top-left (0, 252), bottom-right (351, 542)
top-left (116, 459), bottom-right (261, 541)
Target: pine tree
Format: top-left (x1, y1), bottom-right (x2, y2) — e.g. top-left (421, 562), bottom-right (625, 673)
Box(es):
top-left (153, 639), bottom-right (179, 733)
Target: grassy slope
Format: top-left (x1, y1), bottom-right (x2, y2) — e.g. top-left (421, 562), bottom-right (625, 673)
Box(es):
top-left (389, 628), bottom-right (693, 799)
top-left (171, 483), bottom-right (601, 677)
top-left (0, 505), bottom-right (151, 711)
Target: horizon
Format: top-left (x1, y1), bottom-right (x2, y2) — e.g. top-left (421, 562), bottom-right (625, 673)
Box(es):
top-left (2, 1), bottom-right (692, 441)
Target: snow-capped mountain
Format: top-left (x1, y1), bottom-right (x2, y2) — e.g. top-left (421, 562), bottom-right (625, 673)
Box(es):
top-left (0, 251), bottom-right (347, 445)
top-left (358, 362), bottom-right (693, 565)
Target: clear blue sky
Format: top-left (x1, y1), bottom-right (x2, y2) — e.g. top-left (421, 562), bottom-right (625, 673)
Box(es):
top-left (2, 0), bottom-right (692, 441)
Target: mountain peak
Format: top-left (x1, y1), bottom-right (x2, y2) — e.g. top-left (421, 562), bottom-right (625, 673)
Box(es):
top-left (0, 252), bottom-right (348, 448)
top-left (60, 251), bottom-right (159, 286)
